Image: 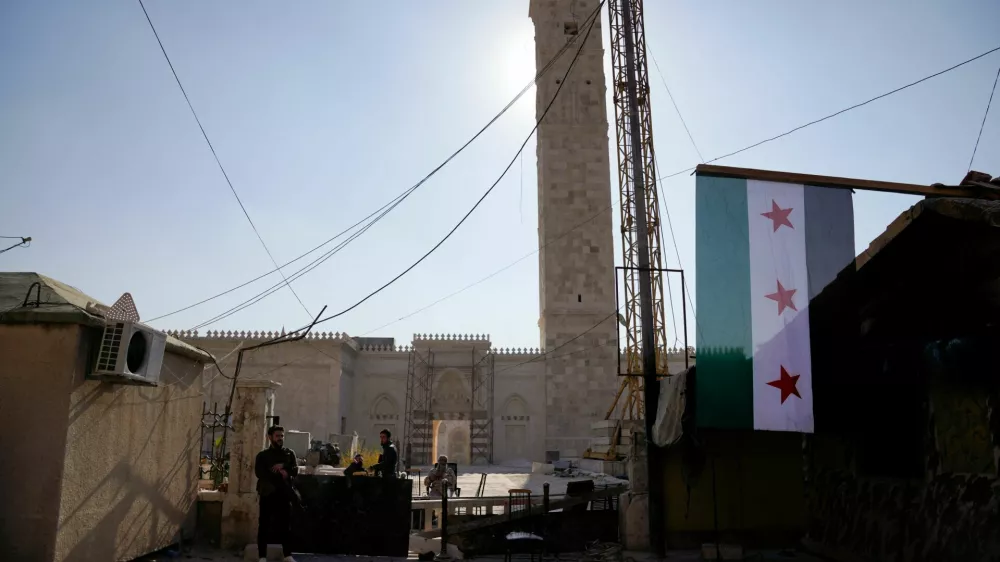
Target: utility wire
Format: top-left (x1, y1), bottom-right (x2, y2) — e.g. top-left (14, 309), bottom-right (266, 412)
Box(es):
top-left (358, 201), bottom-right (617, 337)
top-left (137, 0), bottom-right (313, 318)
top-left (968, 62), bottom-right (1000, 172)
top-left (658, 44), bottom-right (1000, 181)
top-left (495, 310), bottom-right (619, 375)
top-left (189, 195), bottom-right (402, 330)
top-left (649, 50), bottom-right (704, 162)
top-left (146, 1), bottom-right (605, 326)
top-left (351, 43), bottom-right (1000, 347)
top-left (270, 1), bottom-right (604, 341)
top-left (0, 237), bottom-right (31, 255)
top-left (187, 7), bottom-right (602, 330)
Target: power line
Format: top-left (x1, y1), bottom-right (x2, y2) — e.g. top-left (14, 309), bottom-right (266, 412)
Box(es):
top-left (268, 1), bottom-right (604, 340)
top-left (658, 44), bottom-right (1000, 181)
top-left (188, 195), bottom-right (402, 330)
top-left (358, 201), bottom-right (617, 337)
top-left (373, 44), bottom-right (1000, 348)
top-left (648, 50), bottom-right (704, 162)
top-left (969, 62), bottom-right (1000, 172)
top-left (0, 237), bottom-right (31, 255)
top-left (495, 310), bottom-right (619, 375)
top-left (147, 188), bottom-right (412, 323)
top-left (146, 1), bottom-right (605, 326)
top-left (137, 0), bottom-right (313, 318)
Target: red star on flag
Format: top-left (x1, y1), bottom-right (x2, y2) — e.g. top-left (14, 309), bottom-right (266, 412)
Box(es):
top-left (767, 366), bottom-right (802, 404)
top-left (761, 200), bottom-right (794, 232)
top-left (764, 280), bottom-right (797, 315)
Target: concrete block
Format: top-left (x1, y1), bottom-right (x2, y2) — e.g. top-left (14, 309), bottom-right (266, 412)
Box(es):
top-left (532, 462), bottom-right (555, 474)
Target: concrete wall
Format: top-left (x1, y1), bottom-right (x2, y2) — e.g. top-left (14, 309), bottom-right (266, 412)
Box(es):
top-left (177, 332), bottom-right (349, 446)
top-left (355, 350), bottom-right (409, 447)
top-left (662, 430), bottom-right (806, 549)
top-left (494, 356), bottom-right (546, 464)
top-left (55, 342), bottom-right (206, 562)
top-left (0, 323), bottom-right (208, 562)
top-left (0, 324), bottom-right (78, 562)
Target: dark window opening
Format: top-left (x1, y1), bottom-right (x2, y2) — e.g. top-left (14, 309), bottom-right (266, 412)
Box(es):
top-left (578, 294), bottom-right (582, 303)
top-left (564, 22), bottom-right (579, 36)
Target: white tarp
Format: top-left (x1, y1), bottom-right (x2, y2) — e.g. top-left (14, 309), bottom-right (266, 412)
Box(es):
top-left (651, 367), bottom-right (691, 447)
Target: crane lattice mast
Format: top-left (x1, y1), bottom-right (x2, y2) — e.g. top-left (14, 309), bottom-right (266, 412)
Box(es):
top-left (607, 0), bottom-right (670, 422)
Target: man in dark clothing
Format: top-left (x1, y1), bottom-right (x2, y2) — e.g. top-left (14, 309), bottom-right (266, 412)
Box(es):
top-left (254, 425), bottom-right (298, 562)
top-left (374, 428), bottom-right (398, 479)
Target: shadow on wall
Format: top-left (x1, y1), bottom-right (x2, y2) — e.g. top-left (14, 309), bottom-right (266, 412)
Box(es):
top-left (57, 452), bottom-right (194, 561)
top-left (57, 351), bottom-right (203, 561)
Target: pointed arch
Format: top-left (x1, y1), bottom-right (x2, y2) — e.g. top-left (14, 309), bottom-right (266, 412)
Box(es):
top-left (370, 393), bottom-right (400, 421)
top-left (502, 394), bottom-right (530, 420)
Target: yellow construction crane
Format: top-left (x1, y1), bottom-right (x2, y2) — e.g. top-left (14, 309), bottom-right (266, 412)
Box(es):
top-left (585, 0), bottom-right (670, 461)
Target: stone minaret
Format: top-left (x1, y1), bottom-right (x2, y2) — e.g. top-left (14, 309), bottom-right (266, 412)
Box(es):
top-left (530, 0), bottom-right (618, 457)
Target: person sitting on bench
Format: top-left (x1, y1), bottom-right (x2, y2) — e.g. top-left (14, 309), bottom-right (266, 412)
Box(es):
top-left (424, 455), bottom-right (456, 497)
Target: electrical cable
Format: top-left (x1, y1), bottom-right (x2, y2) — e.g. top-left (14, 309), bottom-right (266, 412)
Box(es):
top-left (214, 1), bottom-right (605, 339)
top-left (494, 309), bottom-right (619, 375)
top-left (145, 1), bottom-right (605, 325)
top-left (649, 50), bottom-right (704, 162)
top-left (657, 44), bottom-right (1000, 181)
top-left (364, 41), bottom-right (1000, 342)
top-left (357, 201), bottom-right (617, 337)
top-left (138, 0), bottom-right (313, 318)
top-left (968, 62), bottom-right (1000, 172)
top-left (0, 237), bottom-right (31, 255)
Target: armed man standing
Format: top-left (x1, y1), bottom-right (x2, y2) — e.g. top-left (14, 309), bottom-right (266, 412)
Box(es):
top-left (255, 425), bottom-right (298, 562)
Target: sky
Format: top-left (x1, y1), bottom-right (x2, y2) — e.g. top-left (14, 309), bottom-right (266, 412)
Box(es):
top-left (1, 0), bottom-right (998, 350)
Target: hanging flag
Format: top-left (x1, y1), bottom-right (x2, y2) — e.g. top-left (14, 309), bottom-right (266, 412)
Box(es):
top-left (695, 171), bottom-right (855, 433)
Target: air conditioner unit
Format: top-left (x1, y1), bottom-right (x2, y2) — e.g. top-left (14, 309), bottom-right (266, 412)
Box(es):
top-left (91, 321), bottom-right (167, 386)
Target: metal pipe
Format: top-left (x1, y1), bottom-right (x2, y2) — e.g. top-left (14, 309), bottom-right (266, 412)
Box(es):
top-left (617, 0), bottom-right (665, 555)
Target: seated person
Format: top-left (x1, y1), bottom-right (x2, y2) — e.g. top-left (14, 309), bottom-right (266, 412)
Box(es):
top-left (424, 455), bottom-right (457, 497)
top-left (344, 453), bottom-right (366, 477)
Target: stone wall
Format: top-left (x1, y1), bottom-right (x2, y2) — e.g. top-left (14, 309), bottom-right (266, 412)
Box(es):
top-left (531, 0), bottom-right (620, 457)
top-left (805, 381), bottom-right (1000, 561)
top-left (172, 330), bottom-right (351, 445)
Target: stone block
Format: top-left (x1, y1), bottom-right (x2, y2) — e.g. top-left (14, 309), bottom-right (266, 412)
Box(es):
top-left (532, 462), bottom-right (555, 474)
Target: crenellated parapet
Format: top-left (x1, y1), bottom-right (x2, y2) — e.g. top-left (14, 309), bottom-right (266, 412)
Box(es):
top-left (358, 344), bottom-right (414, 353)
top-left (165, 329), bottom-right (352, 342)
top-left (412, 333), bottom-right (492, 343)
top-left (491, 347), bottom-right (543, 356)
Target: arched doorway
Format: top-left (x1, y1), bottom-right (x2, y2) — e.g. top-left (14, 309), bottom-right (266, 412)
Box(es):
top-left (370, 393), bottom-right (399, 448)
top-left (501, 395), bottom-right (531, 462)
top-left (430, 369), bottom-right (472, 464)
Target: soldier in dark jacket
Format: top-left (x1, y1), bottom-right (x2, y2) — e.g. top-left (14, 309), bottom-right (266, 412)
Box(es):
top-left (254, 425), bottom-right (298, 562)
top-left (374, 428), bottom-right (398, 479)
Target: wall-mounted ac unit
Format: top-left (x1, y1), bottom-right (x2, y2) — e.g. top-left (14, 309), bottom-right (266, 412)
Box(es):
top-left (91, 321), bottom-right (167, 386)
